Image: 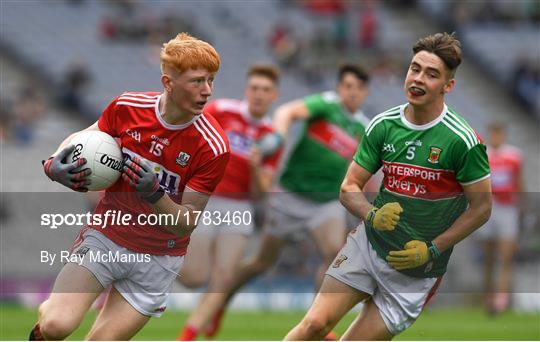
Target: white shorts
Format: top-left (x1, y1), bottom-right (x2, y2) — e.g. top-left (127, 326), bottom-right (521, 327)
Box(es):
top-left (326, 224), bottom-right (441, 335)
top-left (70, 229), bottom-right (183, 317)
top-left (476, 202), bottom-right (519, 240)
top-left (192, 196), bottom-right (255, 236)
top-left (264, 190), bottom-right (345, 241)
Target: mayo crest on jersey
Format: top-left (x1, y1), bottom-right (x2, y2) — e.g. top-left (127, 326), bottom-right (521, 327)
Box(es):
top-left (280, 91), bottom-right (370, 202)
top-left (205, 99), bottom-right (282, 198)
top-left (94, 92), bottom-right (230, 256)
top-left (354, 103), bottom-right (490, 278)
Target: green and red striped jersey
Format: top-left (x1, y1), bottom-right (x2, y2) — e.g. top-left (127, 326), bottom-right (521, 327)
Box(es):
top-left (280, 91), bottom-right (369, 202)
top-left (354, 103), bottom-right (490, 278)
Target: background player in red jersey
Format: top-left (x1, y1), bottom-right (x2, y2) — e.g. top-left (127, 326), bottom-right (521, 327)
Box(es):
top-left (478, 122), bottom-right (524, 314)
top-left (30, 33), bottom-right (229, 340)
top-left (177, 64), bottom-right (282, 340)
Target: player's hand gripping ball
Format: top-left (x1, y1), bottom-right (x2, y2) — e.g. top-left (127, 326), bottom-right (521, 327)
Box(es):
top-left (123, 156), bottom-right (165, 204)
top-left (43, 131), bottom-right (122, 192)
top-left (366, 202), bottom-right (403, 231)
top-left (42, 144), bottom-right (92, 192)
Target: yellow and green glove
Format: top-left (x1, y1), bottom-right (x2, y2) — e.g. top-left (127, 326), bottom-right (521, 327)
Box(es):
top-left (366, 202), bottom-right (403, 231)
top-left (386, 240), bottom-right (441, 270)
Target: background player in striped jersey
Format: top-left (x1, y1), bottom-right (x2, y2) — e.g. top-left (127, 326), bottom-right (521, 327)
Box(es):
top-left (186, 64), bottom-right (371, 339)
top-left (31, 33), bottom-right (229, 340)
top-left (286, 32), bottom-right (492, 340)
top-left (477, 122), bottom-right (523, 315)
top-left (177, 64), bottom-right (283, 340)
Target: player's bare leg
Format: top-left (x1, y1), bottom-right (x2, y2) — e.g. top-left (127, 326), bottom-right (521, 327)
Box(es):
top-left (203, 232), bottom-right (250, 337)
top-left (178, 232), bottom-right (214, 288)
top-left (493, 239), bottom-right (517, 313)
top-left (340, 297), bottom-right (393, 341)
top-left (284, 275), bottom-right (369, 340)
top-left (36, 263), bottom-right (104, 340)
top-left (482, 239), bottom-right (496, 312)
top-left (179, 233), bottom-right (285, 340)
top-left (179, 233), bottom-right (248, 339)
top-left (86, 286), bottom-right (150, 340)
top-left (311, 217), bottom-right (347, 289)
top-left (224, 233), bottom-right (286, 298)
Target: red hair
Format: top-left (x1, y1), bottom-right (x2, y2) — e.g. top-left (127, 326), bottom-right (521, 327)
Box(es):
top-left (160, 33), bottom-right (220, 74)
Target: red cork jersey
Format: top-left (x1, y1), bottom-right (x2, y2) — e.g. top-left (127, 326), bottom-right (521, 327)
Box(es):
top-left (94, 92), bottom-right (229, 256)
top-left (205, 99), bottom-right (282, 197)
top-left (488, 144), bottom-right (522, 205)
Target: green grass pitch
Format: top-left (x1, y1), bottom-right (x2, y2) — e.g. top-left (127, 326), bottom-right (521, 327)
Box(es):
top-left (1, 305), bottom-right (538, 340)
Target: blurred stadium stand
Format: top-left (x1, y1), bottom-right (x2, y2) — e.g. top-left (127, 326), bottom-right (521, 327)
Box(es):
top-left (418, 0), bottom-right (540, 117)
top-left (1, 0), bottom-right (538, 311)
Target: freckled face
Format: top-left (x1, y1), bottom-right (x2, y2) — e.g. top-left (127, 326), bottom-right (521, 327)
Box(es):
top-left (165, 68), bottom-right (216, 116)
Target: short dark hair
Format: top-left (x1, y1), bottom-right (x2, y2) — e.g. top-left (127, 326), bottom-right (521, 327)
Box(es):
top-left (338, 64), bottom-right (369, 84)
top-left (247, 64), bottom-right (280, 84)
top-left (413, 32), bottom-right (462, 78)
top-left (488, 122), bottom-right (506, 133)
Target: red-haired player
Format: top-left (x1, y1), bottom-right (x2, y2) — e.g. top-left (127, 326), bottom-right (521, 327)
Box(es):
top-left (32, 33), bottom-right (229, 340)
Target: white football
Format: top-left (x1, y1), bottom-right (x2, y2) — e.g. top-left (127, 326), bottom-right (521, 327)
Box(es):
top-left (67, 130), bottom-right (123, 191)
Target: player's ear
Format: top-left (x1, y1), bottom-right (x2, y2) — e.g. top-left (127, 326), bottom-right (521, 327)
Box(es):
top-left (272, 89), bottom-right (279, 102)
top-left (443, 78), bottom-right (455, 94)
top-left (271, 87), bottom-right (279, 102)
top-left (161, 74), bottom-right (172, 93)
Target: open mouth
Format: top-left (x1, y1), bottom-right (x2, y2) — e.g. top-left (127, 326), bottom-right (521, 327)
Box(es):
top-left (409, 86), bottom-right (426, 96)
top-left (196, 101), bottom-right (207, 107)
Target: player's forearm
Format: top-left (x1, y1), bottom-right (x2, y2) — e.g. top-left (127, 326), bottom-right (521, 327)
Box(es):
top-left (433, 195), bottom-right (492, 253)
top-left (250, 167), bottom-right (273, 197)
top-left (517, 174), bottom-right (527, 212)
top-left (340, 182), bottom-right (374, 221)
top-left (150, 196), bottom-right (199, 238)
top-left (273, 106), bottom-right (295, 137)
top-left (273, 100), bottom-right (309, 137)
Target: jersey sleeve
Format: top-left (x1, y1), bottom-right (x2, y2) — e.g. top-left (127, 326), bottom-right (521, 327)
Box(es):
top-left (304, 93), bottom-right (333, 120)
top-left (353, 121), bottom-right (384, 174)
top-left (455, 143), bottom-right (491, 185)
top-left (186, 153), bottom-right (230, 194)
top-left (97, 96), bottom-right (121, 137)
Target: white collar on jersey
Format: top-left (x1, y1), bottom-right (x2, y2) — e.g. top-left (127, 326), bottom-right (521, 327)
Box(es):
top-left (154, 94), bottom-right (200, 130)
top-left (399, 103), bottom-right (448, 130)
top-left (324, 90), bottom-right (366, 120)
